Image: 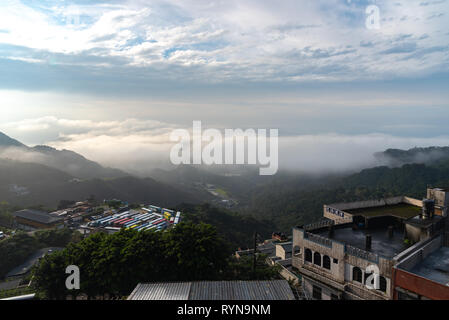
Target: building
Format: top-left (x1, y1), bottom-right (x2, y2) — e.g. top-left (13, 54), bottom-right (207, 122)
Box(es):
top-left (275, 242), bottom-right (293, 260)
top-left (292, 187), bottom-right (448, 300)
top-left (235, 241), bottom-right (276, 259)
top-left (393, 235), bottom-right (449, 300)
top-left (12, 209), bottom-right (64, 230)
top-left (127, 280), bottom-right (296, 300)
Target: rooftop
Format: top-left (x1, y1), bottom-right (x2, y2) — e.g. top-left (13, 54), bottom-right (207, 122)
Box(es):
top-left (405, 215), bottom-right (443, 228)
top-left (409, 247), bottom-right (449, 286)
top-left (276, 242), bottom-right (292, 251)
top-left (314, 226), bottom-right (409, 258)
top-left (346, 203), bottom-right (421, 219)
top-left (13, 209), bottom-right (63, 225)
top-left (127, 280), bottom-right (295, 300)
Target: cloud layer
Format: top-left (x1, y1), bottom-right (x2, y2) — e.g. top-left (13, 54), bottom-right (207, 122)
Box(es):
top-left (3, 116), bottom-right (449, 176)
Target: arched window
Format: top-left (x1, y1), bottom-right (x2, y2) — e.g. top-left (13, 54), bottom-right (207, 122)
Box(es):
top-left (305, 248), bottom-right (312, 262)
top-left (379, 276), bottom-right (387, 292)
top-left (323, 255), bottom-right (331, 270)
top-left (352, 267), bottom-right (362, 283)
top-left (313, 252), bottom-right (321, 266)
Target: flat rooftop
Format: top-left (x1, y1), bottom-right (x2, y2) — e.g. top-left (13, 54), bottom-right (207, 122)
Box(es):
top-left (314, 226), bottom-right (408, 258)
top-left (346, 203), bottom-right (421, 219)
top-left (409, 247), bottom-right (449, 286)
top-left (13, 209), bottom-right (63, 225)
top-left (405, 215), bottom-right (443, 228)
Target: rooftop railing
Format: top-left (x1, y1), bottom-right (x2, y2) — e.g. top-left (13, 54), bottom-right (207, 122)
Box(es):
top-left (345, 244), bottom-right (379, 263)
top-left (303, 219), bottom-right (334, 231)
top-left (304, 232), bottom-right (333, 248)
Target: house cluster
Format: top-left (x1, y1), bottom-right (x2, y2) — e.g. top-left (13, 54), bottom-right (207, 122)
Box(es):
top-left (11, 199), bottom-right (182, 236)
top-left (290, 187), bottom-right (449, 300)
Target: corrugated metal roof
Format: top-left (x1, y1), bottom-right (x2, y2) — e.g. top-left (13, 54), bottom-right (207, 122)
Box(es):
top-left (13, 209), bottom-right (63, 224)
top-left (128, 282), bottom-right (191, 300)
top-left (128, 280), bottom-right (295, 300)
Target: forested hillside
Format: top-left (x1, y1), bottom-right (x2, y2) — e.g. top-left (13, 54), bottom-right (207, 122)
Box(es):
top-left (243, 160), bottom-right (449, 231)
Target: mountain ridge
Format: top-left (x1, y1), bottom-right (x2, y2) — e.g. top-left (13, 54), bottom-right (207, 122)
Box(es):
top-left (0, 131), bottom-right (128, 179)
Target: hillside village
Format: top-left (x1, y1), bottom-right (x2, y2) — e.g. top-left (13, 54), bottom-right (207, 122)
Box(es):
top-left (1, 185), bottom-right (448, 300)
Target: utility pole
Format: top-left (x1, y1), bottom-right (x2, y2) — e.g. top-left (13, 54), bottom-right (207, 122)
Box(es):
top-left (252, 231), bottom-right (258, 279)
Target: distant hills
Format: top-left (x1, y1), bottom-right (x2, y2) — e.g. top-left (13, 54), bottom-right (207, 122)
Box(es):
top-left (374, 147), bottom-right (449, 167)
top-left (242, 153), bottom-right (449, 232)
top-left (2, 129), bottom-right (449, 233)
top-left (0, 132), bottom-right (127, 180)
top-left (0, 132), bottom-right (200, 208)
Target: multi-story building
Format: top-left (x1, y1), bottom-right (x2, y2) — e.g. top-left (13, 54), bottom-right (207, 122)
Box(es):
top-left (292, 187), bottom-right (448, 300)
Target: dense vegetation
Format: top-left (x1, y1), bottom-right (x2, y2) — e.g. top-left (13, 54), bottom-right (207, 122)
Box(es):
top-left (178, 203), bottom-right (275, 249)
top-left (244, 161), bottom-right (449, 231)
top-left (32, 222), bottom-right (279, 300)
top-left (0, 228), bottom-right (81, 279)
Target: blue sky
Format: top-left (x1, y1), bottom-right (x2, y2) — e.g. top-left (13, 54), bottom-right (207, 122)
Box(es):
top-left (0, 0), bottom-right (448, 172)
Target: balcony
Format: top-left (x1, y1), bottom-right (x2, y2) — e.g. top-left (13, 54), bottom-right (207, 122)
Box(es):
top-left (345, 282), bottom-right (387, 300)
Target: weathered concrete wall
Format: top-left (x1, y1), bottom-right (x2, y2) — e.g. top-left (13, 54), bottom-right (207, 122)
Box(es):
top-left (302, 277), bottom-right (342, 300)
top-left (396, 235), bottom-right (442, 271)
top-left (403, 197), bottom-right (422, 207)
top-left (328, 196), bottom-right (404, 211)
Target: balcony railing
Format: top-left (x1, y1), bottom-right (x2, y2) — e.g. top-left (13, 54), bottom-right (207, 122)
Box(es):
top-left (345, 244), bottom-right (379, 263)
top-left (303, 219), bottom-right (334, 231)
top-left (304, 232), bottom-right (333, 247)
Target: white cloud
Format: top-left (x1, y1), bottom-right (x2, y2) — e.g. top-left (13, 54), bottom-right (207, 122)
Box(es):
top-left (0, 0), bottom-right (447, 82)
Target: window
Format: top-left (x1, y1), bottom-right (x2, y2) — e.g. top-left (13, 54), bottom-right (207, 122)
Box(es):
top-left (305, 248), bottom-right (312, 262)
top-left (352, 267), bottom-right (362, 283)
top-left (333, 258), bottom-right (338, 264)
top-left (313, 252), bottom-right (321, 266)
top-left (312, 285), bottom-right (322, 300)
top-left (331, 294), bottom-right (339, 300)
top-left (323, 255), bottom-right (331, 270)
top-left (379, 276), bottom-right (387, 292)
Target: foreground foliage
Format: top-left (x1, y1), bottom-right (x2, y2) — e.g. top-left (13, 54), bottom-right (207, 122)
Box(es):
top-left (32, 222), bottom-right (279, 299)
top-left (0, 228), bottom-right (80, 279)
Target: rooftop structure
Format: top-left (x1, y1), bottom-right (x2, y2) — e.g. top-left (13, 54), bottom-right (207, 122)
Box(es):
top-left (345, 203), bottom-right (421, 219)
top-left (235, 241), bottom-right (276, 258)
top-left (313, 225), bottom-right (407, 259)
top-left (393, 235), bottom-right (449, 300)
top-left (292, 187), bottom-right (449, 300)
top-left (410, 247), bottom-right (449, 286)
top-left (12, 209), bottom-right (63, 230)
top-left (127, 280), bottom-right (296, 300)
top-left (323, 196), bottom-right (423, 224)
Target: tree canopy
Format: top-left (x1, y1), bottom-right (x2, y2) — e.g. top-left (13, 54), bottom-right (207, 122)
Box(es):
top-left (32, 222), bottom-right (279, 299)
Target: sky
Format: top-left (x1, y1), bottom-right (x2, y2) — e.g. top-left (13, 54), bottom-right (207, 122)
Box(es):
top-left (0, 0), bottom-right (448, 173)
